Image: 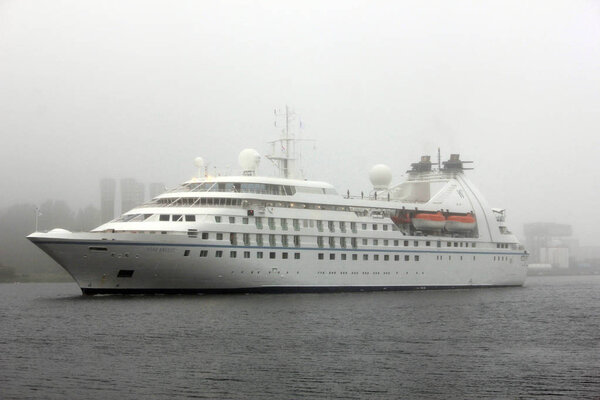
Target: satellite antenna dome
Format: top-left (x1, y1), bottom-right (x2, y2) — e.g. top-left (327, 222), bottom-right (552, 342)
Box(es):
top-left (239, 148), bottom-right (261, 174)
top-left (369, 164), bottom-right (392, 189)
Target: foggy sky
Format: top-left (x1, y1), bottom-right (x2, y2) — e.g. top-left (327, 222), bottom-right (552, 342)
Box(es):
top-left (1, 0), bottom-right (599, 244)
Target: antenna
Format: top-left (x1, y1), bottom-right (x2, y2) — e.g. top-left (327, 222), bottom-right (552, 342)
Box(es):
top-left (437, 148), bottom-right (441, 170)
top-left (267, 106), bottom-right (316, 179)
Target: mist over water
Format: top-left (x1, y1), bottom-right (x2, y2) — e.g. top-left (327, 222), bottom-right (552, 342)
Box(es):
top-left (1, 276), bottom-right (599, 399)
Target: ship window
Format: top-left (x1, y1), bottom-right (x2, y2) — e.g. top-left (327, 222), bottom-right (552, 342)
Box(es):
top-left (215, 216), bottom-right (221, 223)
top-left (415, 255), bottom-right (420, 261)
top-left (269, 234), bottom-right (276, 246)
top-left (328, 221), bottom-right (335, 232)
top-left (215, 251), bottom-right (223, 258)
top-left (373, 224), bottom-right (378, 230)
top-left (373, 239), bottom-right (378, 245)
top-left (339, 221), bottom-right (346, 232)
top-left (318, 253), bottom-right (324, 260)
top-left (404, 255), bottom-right (409, 261)
top-left (257, 251), bottom-right (263, 259)
top-left (383, 225), bottom-right (388, 231)
top-left (199, 250), bottom-right (208, 257)
top-left (317, 220), bottom-right (323, 232)
top-left (414, 241), bottom-right (418, 247)
top-left (374, 254), bottom-right (379, 261)
top-left (294, 235), bottom-right (301, 247)
top-left (255, 217), bottom-right (263, 229)
top-left (362, 223), bottom-right (367, 230)
top-left (309, 220), bottom-right (315, 228)
top-left (244, 251), bottom-right (250, 259)
top-left (363, 254), bottom-right (368, 261)
top-left (256, 234), bottom-right (264, 246)
top-left (282, 252), bottom-right (288, 259)
top-left (340, 237), bottom-right (347, 248)
top-left (351, 238), bottom-right (357, 249)
top-left (270, 252), bottom-right (276, 259)
top-left (268, 218), bottom-right (275, 230)
top-left (172, 215), bottom-right (182, 222)
top-left (437, 241), bottom-right (441, 248)
top-left (293, 219), bottom-right (300, 231)
top-left (243, 217), bottom-right (248, 224)
top-left (317, 236), bottom-right (324, 248)
top-left (329, 237), bottom-right (335, 248)
top-left (460, 242), bottom-right (464, 247)
top-left (243, 233), bottom-right (250, 246)
top-left (159, 215), bottom-right (169, 221)
top-left (117, 270), bottom-right (134, 278)
top-left (352, 254), bottom-right (358, 260)
top-left (282, 235), bottom-right (289, 247)
top-left (201, 232), bottom-right (208, 240)
top-left (184, 250), bottom-right (190, 256)
top-left (362, 239), bottom-right (368, 245)
top-left (350, 222), bottom-right (357, 232)
top-left (303, 219), bottom-right (309, 228)
top-left (294, 253), bottom-right (300, 259)
top-left (89, 246), bottom-right (107, 252)
top-left (472, 243), bottom-right (476, 248)
top-left (216, 233), bottom-right (223, 240)
top-left (230, 233), bottom-right (237, 245)
top-left (281, 218), bottom-right (288, 230)
top-left (384, 240), bottom-right (388, 246)
top-left (384, 254), bottom-right (389, 261)
top-left (454, 242), bottom-right (458, 247)
top-left (230, 251), bottom-right (237, 258)
top-left (404, 240), bottom-right (408, 247)
top-left (330, 253), bottom-right (335, 260)
top-left (394, 255), bottom-right (399, 261)
top-left (394, 240), bottom-right (399, 246)
top-left (447, 242), bottom-right (451, 247)
top-left (426, 241), bottom-right (431, 247)
top-left (229, 217), bottom-right (235, 224)
top-left (185, 215), bottom-right (195, 222)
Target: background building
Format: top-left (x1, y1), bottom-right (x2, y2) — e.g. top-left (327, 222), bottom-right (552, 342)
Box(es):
top-left (120, 178), bottom-right (145, 214)
top-left (523, 222), bottom-right (572, 268)
top-left (148, 182), bottom-right (166, 200)
top-left (100, 178), bottom-right (116, 223)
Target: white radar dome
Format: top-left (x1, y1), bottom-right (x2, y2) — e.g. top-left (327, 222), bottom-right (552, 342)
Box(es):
top-left (369, 164), bottom-right (392, 189)
top-left (194, 157), bottom-right (204, 168)
top-left (239, 148), bottom-right (261, 173)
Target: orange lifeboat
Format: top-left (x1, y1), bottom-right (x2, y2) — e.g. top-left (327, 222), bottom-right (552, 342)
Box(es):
top-left (445, 214), bottom-right (476, 232)
top-left (412, 212), bottom-right (446, 230)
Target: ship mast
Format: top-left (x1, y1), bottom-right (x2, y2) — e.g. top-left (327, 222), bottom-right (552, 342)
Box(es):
top-left (267, 105), bottom-right (297, 179)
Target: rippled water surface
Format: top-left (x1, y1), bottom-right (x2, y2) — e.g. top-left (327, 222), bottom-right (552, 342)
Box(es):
top-left (1, 276), bottom-right (599, 399)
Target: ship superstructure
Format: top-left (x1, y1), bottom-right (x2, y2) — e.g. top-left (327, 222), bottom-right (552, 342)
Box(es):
top-left (28, 117), bottom-right (527, 294)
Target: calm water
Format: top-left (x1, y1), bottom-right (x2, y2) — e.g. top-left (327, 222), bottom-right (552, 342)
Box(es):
top-left (1, 276), bottom-right (599, 399)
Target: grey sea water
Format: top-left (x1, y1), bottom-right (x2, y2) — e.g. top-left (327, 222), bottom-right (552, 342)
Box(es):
top-left (1, 276), bottom-right (599, 399)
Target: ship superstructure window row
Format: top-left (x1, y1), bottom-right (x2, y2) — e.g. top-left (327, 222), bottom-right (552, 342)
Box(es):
top-left (171, 182), bottom-right (339, 196)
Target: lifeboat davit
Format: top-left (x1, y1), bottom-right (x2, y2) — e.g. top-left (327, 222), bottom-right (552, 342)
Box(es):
top-left (445, 215), bottom-right (477, 232)
top-left (412, 212), bottom-right (446, 230)
top-left (391, 213), bottom-right (411, 225)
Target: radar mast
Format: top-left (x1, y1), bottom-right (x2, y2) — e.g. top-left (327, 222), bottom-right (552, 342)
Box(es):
top-left (266, 105), bottom-right (313, 179)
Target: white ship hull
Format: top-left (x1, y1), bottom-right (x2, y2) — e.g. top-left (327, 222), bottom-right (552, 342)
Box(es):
top-left (29, 231), bottom-right (527, 294)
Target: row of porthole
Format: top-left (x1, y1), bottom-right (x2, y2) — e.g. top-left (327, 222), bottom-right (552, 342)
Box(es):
top-left (318, 253), bottom-right (420, 262)
top-left (317, 271), bottom-right (425, 275)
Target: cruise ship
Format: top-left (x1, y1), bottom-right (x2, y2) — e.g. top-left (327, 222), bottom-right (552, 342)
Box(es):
top-left (28, 120), bottom-right (527, 294)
